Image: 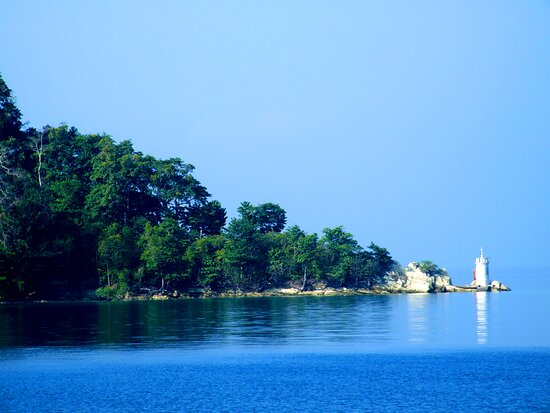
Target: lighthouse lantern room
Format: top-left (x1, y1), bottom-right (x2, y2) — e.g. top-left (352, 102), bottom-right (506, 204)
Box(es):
top-left (474, 247), bottom-right (489, 287)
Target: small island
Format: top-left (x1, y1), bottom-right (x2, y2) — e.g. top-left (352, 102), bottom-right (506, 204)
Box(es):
top-left (0, 74), bottom-right (509, 302)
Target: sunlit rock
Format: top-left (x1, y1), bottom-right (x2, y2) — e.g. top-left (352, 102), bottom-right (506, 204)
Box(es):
top-left (151, 294), bottom-right (169, 300)
top-left (373, 262), bottom-right (452, 293)
top-left (490, 280), bottom-right (511, 291)
top-left (404, 262), bottom-right (452, 293)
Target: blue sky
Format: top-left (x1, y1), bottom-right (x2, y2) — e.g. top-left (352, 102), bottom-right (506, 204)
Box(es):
top-left (1, 1), bottom-right (549, 279)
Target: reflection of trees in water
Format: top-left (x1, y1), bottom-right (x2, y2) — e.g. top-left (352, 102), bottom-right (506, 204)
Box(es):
top-left (0, 296), bottom-right (397, 347)
top-left (112, 295), bottom-right (398, 347)
top-left (97, 299), bottom-right (233, 346)
top-left (217, 295), bottom-right (395, 345)
top-left (0, 302), bottom-right (101, 347)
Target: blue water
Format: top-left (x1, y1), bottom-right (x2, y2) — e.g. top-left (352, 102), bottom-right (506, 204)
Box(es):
top-left (2, 350), bottom-right (548, 412)
top-left (1, 267), bottom-right (549, 412)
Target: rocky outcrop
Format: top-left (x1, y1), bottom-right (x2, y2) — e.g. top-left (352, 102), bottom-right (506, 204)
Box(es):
top-left (373, 262), bottom-right (452, 293)
top-left (490, 280), bottom-right (511, 291)
top-left (467, 280), bottom-right (512, 292)
top-left (371, 263), bottom-right (512, 293)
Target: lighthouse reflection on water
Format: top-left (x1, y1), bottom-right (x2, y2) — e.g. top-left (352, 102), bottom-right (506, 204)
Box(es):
top-left (475, 292), bottom-right (488, 345)
top-left (405, 248), bottom-right (493, 346)
top-left (474, 247), bottom-right (490, 345)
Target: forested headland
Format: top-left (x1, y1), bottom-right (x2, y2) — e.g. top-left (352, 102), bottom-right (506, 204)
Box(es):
top-left (0, 74), bottom-right (398, 301)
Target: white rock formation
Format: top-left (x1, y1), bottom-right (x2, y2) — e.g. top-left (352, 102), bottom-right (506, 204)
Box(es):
top-left (374, 262), bottom-right (452, 293)
top-left (404, 262), bottom-right (452, 292)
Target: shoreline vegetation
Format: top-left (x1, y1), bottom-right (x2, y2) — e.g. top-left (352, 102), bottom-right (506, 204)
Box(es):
top-left (100, 262), bottom-right (511, 301)
top-left (113, 285), bottom-right (506, 302)
top-left (0, 74), bottom-right (509, 303)
top-left (2, 262), bottom-right (511, 304)
top-left (1, 282), bottom-right (510, 305)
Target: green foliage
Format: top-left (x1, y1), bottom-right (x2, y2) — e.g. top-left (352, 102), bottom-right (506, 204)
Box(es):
top-left (0, 74), bottom-right (23, 141)
top-left (96, 281), bottom-right (129, 300)
top-left (269, 225), bottom-right (319, 290)
top-left (98, 224), bottom-right (141, 286)
top-left (318, 226), bottom-right (360, 287)
top-left (185, 200), bottom-right (226, 237)
top-left (418, 260), bottom-right (446, 277)
top-left (237, 201), bottom-right (286, 233)
top-left (185, 235), bottom-right (227, 289)
top-left (0, 74), bottom-right (400, 300)
top-left (43, 126), bottom-right (101, 222)
top-left (139, 219), bottom-right (188, 288)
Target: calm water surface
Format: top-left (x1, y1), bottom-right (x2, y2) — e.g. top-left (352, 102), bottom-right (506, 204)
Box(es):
top-left (1, 267), bottom-right (549, 412)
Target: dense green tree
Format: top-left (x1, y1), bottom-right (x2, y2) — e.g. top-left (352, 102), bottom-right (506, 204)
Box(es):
top-left (318, 226), bottom-right (361, 287)
top-left (237, 201), bottom-right (286, 233)
top-left (185, 235), bottom-right (227, 290)
top-left (139, 218), bottom-right (188, 290)
top-left (96, 225), bottom-right (132, 298)
top-left (253, 202), bottom-right (286, 233)
top-left (150, 158), bottom-right (212, 223)
top-left (288, 227), bottom-right (319, 290)
top-left (98, 223), bottom-right (143, 287)
top-left (185, 200), bottom-right (226, 237)
top-left (0, 181), bottom-right (49, 297)
top-left (368, 242), bottom-right (394, 274)
top-left (86, 138), bottom-right (152, 226)
top-left (265, 226), bottom-right (320, 290)
top-left (42, 126), bottom-right (101, 222)
top-left (0, 73), bottom-right (30, 172)
top-left (0, 75), bottom-right (50, 297)
top-left (221, 202), bottom-right (286, 290)
top-left (0, 74), bottom-right (31, 252)
top-left (0, 75), bottom-right (23, 141)
top-left (223, 214), bottom-right (265, 289)
top-left (266, 232), bottom-right (291, 287)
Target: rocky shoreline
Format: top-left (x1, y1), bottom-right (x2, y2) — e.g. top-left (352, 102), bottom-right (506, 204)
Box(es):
top-left (370, 262), bottom-right (511, 294)
top-left (118, 262), bottom-right (510, 301)
top-left (2, 262), bottom-right (510, 303)
top-left (121, 284), bottom-right (510, 302)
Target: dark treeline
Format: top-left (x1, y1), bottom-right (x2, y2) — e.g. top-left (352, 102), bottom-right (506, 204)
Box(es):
top-left (0, 74), bottom-right (397, 300)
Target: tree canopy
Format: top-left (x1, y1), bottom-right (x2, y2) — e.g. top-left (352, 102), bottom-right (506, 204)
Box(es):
top-left (0, 73), bottom-right (399, 300)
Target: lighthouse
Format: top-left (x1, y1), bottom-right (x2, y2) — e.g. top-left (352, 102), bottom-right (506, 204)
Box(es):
top-left (474, 247), bottom-right (489, 287)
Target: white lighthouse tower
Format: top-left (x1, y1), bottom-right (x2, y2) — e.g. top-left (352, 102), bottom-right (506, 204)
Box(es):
top-left (474, 247), bottom-right (489, 287)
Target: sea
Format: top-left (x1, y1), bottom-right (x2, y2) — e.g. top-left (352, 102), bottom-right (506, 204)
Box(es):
top-left (1, 267), bottom-right (548, 412)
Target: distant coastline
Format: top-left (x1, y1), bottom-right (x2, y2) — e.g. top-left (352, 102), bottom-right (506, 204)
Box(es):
top-left (115, 263), bottom-right (510, 302)
top-left (1, 262), bottom-right (510, 304)
top-left (116, 283), bottom-right (509, 302)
